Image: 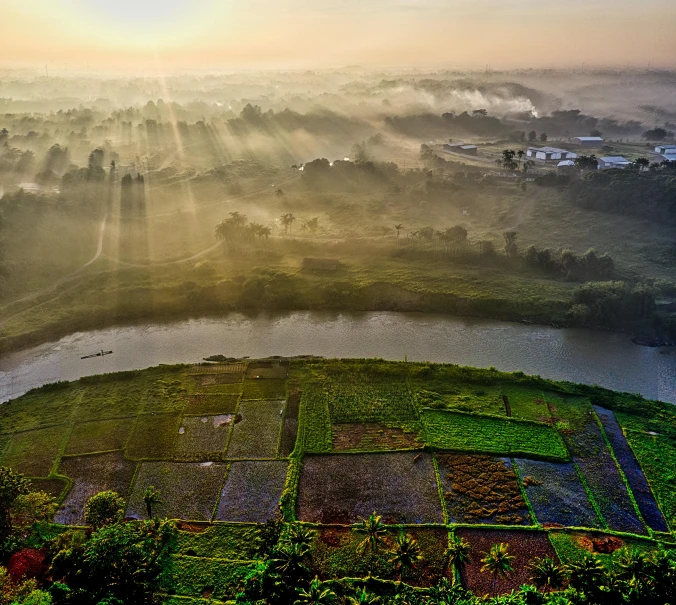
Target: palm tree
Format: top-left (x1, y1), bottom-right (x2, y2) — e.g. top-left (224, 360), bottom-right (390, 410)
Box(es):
top-left (273, 541), bottom-right (311, 579)
top-left (394, 224), bottom-right (404, 239)
top-left (288, 524), bottom-right (317, 550)
top-left (389, 534), bottom-right (422, 583)
top-left (143, 486), bottom-right (162, 519)
top-left (530, 556), bottom-right (566, 593)
top-left (634, 157), bottom-right (650, 172)
top-left (480, 543), bottom-right (515, 597)
top-left (352, 511), bottom-right (389, 576)
top-left (347, 587), bottom-right (379, 605)
top-left (281, 212), bottom-right (296, 233)
top-left (517, 149), bottom-right (524, 167)
top-left (294, 576), bottom-right (336, 605)
top-left (444, 535), bottom-right (471, 586)
top-left (566, 552), bottom-right (606, 598)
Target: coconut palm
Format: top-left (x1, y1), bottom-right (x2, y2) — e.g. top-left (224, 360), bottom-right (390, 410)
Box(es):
top-left (530, 556), bottom-right (566, 593)
top-left (273, 541), bottom-right (311, 580)
top-left (444, 535), bottom-right (471, 586)
top-left (142, 486), bottom-right (162, 519)
top-left (394, 224), bottom-right (404, 239)
top-left (294, 576), bottom-right (336, 605)
top-left (281, 212), bottom-right (296, 233)
top-left (566, 552), bottom-right (606, 598)
top-left (389, 534), bottom-right (422, 582)
top-left (480, 543), bottom-right (515, 597)
top-left (288, 524), bottom-right (317, 550)
top-left (352, 511), bottom-right (389, 576)
top-left (347, 587), bottom-right (379, 605)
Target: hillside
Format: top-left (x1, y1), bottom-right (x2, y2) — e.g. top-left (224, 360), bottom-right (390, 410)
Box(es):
top-left (1, 358), bottom-right (675, 602)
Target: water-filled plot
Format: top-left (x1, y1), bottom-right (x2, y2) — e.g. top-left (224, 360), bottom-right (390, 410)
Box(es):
top-left (514, 458), bottom-right (601, 528)
top-left (226, 400), bottom-right (284, 459)
top-left (551, 400), bottom-right (645, 534)
top-left (594, 406), bottom-right (668, 532)
top-left (175, 414), bottom-right (234, 459)
top-left (216, 460), bottom-right (288, 522)
top-left (56, 452), bottom-right (137, 524)
top-left (437, 454), bottom-right (531, 525)
top-left (127, 461), bottom-right (227, 521)
top-left (297, 452), bottom-right (443, 524)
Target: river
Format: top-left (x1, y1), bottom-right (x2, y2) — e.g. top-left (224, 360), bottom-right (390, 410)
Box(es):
top-left (0, 311), bottom-right (674, 403)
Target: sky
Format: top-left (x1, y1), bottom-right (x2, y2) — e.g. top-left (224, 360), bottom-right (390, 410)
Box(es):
top-left (2, 0), bottom-right (676, 71)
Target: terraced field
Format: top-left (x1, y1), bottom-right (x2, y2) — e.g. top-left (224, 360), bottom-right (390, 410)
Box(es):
top-left (2, 357), bottom-right (675, 601)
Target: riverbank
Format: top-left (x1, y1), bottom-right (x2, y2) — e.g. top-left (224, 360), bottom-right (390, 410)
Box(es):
top-left (1, 312), bottom-right (673, 404)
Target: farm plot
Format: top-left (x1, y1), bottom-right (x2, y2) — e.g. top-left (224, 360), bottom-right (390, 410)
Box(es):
top-left (513, 459), bottom-right (601, 528)
top-left (76, 371), bottom-right (173, 421)
top-left (310, 526), bottom-right (449, 586)
top-left (189, 363), bottom-right (247, 375)
top-left (56, 452), bottom-right (137, 524)
top-left (241, 379), bottom-right (287, 400)
top-left (3, 425), bottom-right (69, 477)
top-left (175, 415), bottom-right (234, 460)
top-left (127, 462), bottom-right (227, 521)
top-left (413, 385), bottom-right (505, 417)
top-left (161, 556), bottom-right (256, 601)
top-left (621, 432), bottom-right (676, 531)
top-left (437, 454), bottom-right (531, 525)
top-left (549, 531), bottom-right (657, 566)
top-left (246, 360), bottom-right (288, 380)
top-left (0, 385), bottom-right (79, 433)
top-left (422, 410), bottom-right (568, 460)
top-left (279, 389), bottom-right (300, 457)
top-left (456, 529), bottom-right (558, 596)
top-left (502, 387), bottom-right (552, 422)
top-left (29, 477), bottom-right (68, 500)
top-left (65, 418), bottom-right (131, 455)
top-left (226, 400), bottom-right (284, 459)
top-left (192, 373), bottom-right (244, 387)
top-left (185, 394), bottom-right (239, 416)
top-left (594, 406), bottom-right (667, 532)
top-left (297, 452), bottom-right (443, 524)
top-left (126, 413), bottom-right (180, 460)
top-left (176, 524), bottom-right (263, 560)
top-left (551, 401), bottom-right (645, 534)
top-left (331, 422), bottom-right (422, 451)
top-left (299, 388), bottom-right (332, 453)
top-left (326, 380), bottom-right (418, 423)
top-left (216, 460), bottom-right (288, 522)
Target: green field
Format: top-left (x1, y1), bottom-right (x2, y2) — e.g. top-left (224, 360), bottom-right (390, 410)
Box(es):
top-left (0, 357), bottom-right (674, 601)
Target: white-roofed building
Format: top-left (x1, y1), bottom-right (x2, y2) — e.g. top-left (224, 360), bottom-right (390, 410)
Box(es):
top-left (572, 136), bottom-right (603, 148)
top-left (655, 145), bottom-right (676, 155)
top-left (557, 160), bottom-right (575, 168)
top-left (597, 156), bottom-right (632, 169)
top-left (526, 146), bottom-right (577, 162)
top-left (443, 143), bottom-right (478, 155)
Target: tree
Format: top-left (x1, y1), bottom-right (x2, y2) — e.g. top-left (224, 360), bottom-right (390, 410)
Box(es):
top-left (347, 587), bottom-right (380, 605)
top-left (501, 149), bottom-right (517, 171)
top-left (272, 542), bottom-right (312, 581)
top-left (480, 543), bottom-right (515, 597)
top-left (394, 224), bottom-right (404, 239)
top-left (84, 491), bottom-right (125, 529)
top-left (590, 129), bottom-right (603, 137)
top-left (539, 132), bottom-right (548, 142)
top-left (294, 576), bottom-right (336, 605)
top-left (574, 154), bottom-right (598, 170)
top-left (566, 552), bottom-right (606, 598)
top-left (11, 490), bottom-right (56, 540)
top-left (642, 127), bottom-right (670, 141)
top-left (143, 486), bottom-right (162, 520)
top-left (503, 231), bottom-right (518, 257)
top-left (530, 556), bottom-right (566, 593)
top-left (352, 512), bottom-right (389, 576)
top-left (389, 534), bottom-right (422, 582)
top-left (528, 130), bottom-right (537, 142)
top-left (634, 157), bottom-right (650, 171)
top-left (281, 213), bottom-right (296, 234)
top-left (517, 149), bottom-right (524, 167)
top-left (287, 524), bottom-right (317, 550)
top-left (82, 519), bottom-right (176, 604)
top-left (444, 535), bottom-right (471, 585)
top-left (0, 467), bottom-right (31, 541)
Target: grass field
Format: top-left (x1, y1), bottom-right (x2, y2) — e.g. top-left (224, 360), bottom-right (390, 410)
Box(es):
top-left (65, 418), bottom-right (131, 455)
top-left (3, 425), bottom-right (70, 477)
top-left (421, 410), bottom-right (568, 460)
top-left (226, 400), bottom-right (284, 459)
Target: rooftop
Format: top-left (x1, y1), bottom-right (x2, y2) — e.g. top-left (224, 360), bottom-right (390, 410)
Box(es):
top-left (573, 136), bottom-right (603, 141)
top-left (528, 146), bottom-right (570, 154)
top-left (599, 156), bottom-right (631, 163)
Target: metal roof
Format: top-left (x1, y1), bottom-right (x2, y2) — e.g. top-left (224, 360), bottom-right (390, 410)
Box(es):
top-left (573, 136), bottom-right (603, 141)
top-left (557, 160), bottom-right (575, 167)
top-left (599, 156), bottom-right (631, 163)
top-left (528, 146), bottom-right (570, 153)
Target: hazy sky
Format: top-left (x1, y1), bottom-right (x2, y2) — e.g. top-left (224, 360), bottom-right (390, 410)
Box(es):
top-left (2, 0), bottom-right (676, 70)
